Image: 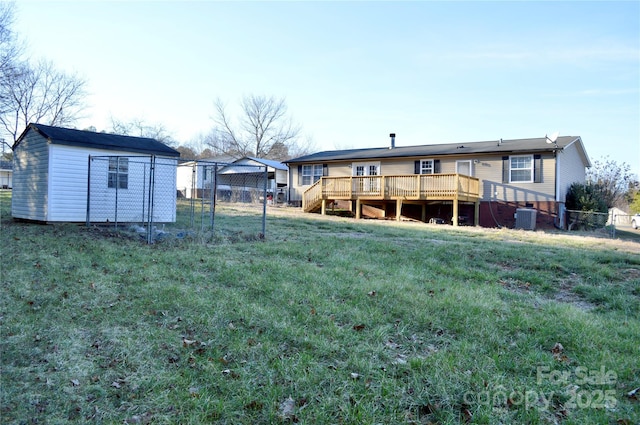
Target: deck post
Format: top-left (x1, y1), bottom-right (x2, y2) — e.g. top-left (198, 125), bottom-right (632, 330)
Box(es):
top-left (421, 204), bottom-right (426, 222)
top-left (396, 199), bottom-right (402, 221)
top-left (474, 201), bottom-right (480, 226)
top-left (452, 198), bottom-right (459, 226)
top-left (321, 199), bottom-right (326, 216)
top-left (355, 199), bottom-right (361, 219)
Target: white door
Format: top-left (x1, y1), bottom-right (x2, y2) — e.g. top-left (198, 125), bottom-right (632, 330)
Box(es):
top-left (456, 160), bottom-right (472, 176)
top-left (353, 162), bottom-right (380, 193)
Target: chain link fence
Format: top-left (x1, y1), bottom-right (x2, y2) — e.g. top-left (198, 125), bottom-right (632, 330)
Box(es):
top-left (87, 156), bottom-right (268, 243)
top-left (566, 209), bottom-right (639, 238)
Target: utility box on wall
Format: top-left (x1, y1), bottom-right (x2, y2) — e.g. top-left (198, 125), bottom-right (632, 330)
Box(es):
top-left (515, 208), bottom-right (537, 230)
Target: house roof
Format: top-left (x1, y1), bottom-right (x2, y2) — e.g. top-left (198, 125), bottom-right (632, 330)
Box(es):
top-left (285, 136), bottom-right (589, 165)
top-left (16, 123), bottom-right (181, 157)
top-left (244, 157), bottom-right (288, 171)
top-left (217, 157), bottom-right (288, 175)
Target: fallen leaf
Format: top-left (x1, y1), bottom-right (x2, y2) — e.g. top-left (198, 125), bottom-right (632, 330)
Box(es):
top-left (350, 372), bottom-right (361, 379)
top-left (70, 379), bottom-right (80, 387)
top-left (188, 387), bottom-right (199, 398)
top-left (394, 354), bottom-right (408, 365)
top-left (461, 406), bottom-right (473, 423)
top-left (627, 387), bottom-right (640, 400)
top-left (367, 290), bottom-right (377, 297)
top-left (279, 396), bottom-right (296, 421)
top-left (551, 342), bottom-right (564, 354)
top-left (182, 338), bottom-right (197, 347)
top-left (111, 381), bottom-right (121, 389)
top-left (353, 324), bottom-right (366, 331)
top-left (245, 400), bottom-right (264, 410)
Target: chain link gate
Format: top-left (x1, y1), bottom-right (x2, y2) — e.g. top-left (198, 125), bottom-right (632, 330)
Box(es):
top-left (87, 155), bottom-right (268, 243)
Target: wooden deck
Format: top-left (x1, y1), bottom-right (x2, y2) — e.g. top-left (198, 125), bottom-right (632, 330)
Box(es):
top-left (302, 174), bottom-right (480, 226)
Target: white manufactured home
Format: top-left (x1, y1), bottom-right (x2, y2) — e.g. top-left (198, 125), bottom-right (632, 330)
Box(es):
top-left (11, 123), bottom-right (181, 223)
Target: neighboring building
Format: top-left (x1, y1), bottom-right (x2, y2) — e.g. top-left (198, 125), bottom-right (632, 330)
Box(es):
top-left (0, 160), bottom-right (12, 189)
top-left (176, 155), bottom-right (236, 199)
top-left (176, 156), bottom-right (289, 203)
top-left (12, 123), bottom-right (180, 223)
top-left (218, 157), bottom-right (289, 203)
top-left (284, 135), bottom-right (590, 229)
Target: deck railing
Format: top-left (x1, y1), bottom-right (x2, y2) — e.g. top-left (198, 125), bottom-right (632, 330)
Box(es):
top-left (303, 173), bottom-right (480, 211)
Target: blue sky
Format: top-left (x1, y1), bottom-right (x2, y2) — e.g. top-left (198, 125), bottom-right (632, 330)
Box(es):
top-left (14, 1), bottom-right (640, 176)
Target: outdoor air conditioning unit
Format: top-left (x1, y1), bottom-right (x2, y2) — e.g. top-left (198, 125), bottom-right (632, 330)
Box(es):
top-left (515, 208), bottom-right (537, 230)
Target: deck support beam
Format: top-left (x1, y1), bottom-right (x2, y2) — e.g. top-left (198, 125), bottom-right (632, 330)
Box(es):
top-left (452, 199), bottom-right (459, 226)
top-left (321, 199), bottom-right (326, 216)
top-left (421, 204), bottom-right (427, 222)
top-left (396, 199), bottom-right (402, 221)
top-left (355, 199), bottom-right (361, 219)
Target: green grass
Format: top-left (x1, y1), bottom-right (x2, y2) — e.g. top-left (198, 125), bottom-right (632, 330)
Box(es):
top-left (1, 190), bottom-right (639, 424)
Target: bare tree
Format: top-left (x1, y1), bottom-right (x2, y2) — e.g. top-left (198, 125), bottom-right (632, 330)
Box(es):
top-left (211, 95), bottom-right (303, 160)
top-left (1, 59), bottom-right (87, 147)
top-left (587, 156), bottom-right (639, 209)
top-left (0, 2), bottom-right (19, 89)
top-left (0, 1), bottom-right (21, 144)
top-left (109, 117), bottom-right (176, 147)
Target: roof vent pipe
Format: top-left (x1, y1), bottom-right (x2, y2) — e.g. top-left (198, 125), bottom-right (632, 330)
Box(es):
top-left (389, 133), bottom-right (396, 149)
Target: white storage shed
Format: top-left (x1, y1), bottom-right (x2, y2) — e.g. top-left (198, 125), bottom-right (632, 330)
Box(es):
top-left (11, 123), bottom-right (180, 223)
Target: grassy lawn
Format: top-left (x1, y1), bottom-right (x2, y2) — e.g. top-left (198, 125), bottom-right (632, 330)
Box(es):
top-left (1, 190), bottom-right (639, 424)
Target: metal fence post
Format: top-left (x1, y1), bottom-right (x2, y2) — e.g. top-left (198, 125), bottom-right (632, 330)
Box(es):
top-left (142, 163), bottom-right (147, 226)
top-left (86, 156), bottom-right (92, 227)
top-left (190, 161), bottom-right (196, 228)
top-left (212, 163), bottom-right (218, 235)
top-left (262, 165), bottom-right (267, 237)
top-left (146, 155), bottom-right (156, 244)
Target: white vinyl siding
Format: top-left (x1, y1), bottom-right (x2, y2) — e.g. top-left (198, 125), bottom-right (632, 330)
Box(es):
top-left (556, 141), bottom-right (587, 202)
top-left (87, 154), bottom-right (177, 223)
top-left (11, 132), bottom-right (49, 221)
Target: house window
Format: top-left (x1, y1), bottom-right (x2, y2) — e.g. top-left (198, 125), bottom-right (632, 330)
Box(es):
top-left (420, 159), bottom-right (434, 174)
top-left (510, 155), bottom-right (533, 182)
top-left (108, 157), bottom-right (128, 189)
top-left (302, 164), bottom-right (323, 185)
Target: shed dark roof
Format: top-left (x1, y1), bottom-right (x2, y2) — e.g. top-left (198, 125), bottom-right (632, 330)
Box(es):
top-left (16, 123), bottom-right (180, 157)
top-left (285, 136), bottom-right (583, 164)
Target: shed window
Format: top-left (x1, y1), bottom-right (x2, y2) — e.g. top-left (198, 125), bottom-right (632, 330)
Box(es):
top-left (108, 157), bottom-right (128, 189)
top-left (301, 164), bottom-right (323, 185)
top-left (510, 155), bottom-right (533, 182)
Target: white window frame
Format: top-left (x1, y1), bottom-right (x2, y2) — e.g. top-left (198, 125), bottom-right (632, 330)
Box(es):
top-left (108, 157), bottom-right (128, 189)
top-left (420, 159), bottom-right (434, 175)
top-left (510, 155), bottom-right (533, 183)
top-left (301, 164), bottom-right (323, 186)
